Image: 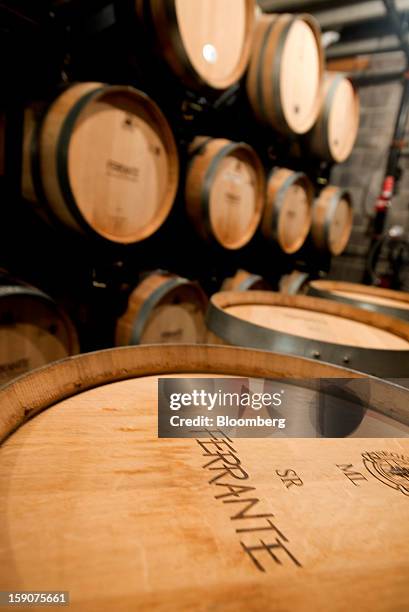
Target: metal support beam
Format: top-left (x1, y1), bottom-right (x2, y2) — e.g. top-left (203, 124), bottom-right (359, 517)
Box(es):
top-left (383, 0), bottom-right (409, 63)
top-left (260, 0), bottom-right (409, 31)
top-left (316, 0), bottom-right (409, 30)
top-left (326, 35), bottom-right (403, 58)
top-left (258, 0), bottom-right (352, 11)
top-left (351, 69), bottom-right (406, 85)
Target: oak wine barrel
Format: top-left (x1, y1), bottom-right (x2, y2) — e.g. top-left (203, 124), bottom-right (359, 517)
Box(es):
top-left (0, 274), bottom-right (79, 385)
top-left (207, 291), bottom-right (409, 377)
top-left (308, 280), bottom-right (409, 322)
top-left (221, 269), bottom-right (271, 291)
top-left (311, 186), bottom-right (353, 256)
top-left (186, 138), bottom-right (265, 250)
top-left (262, 168), bottom-right (313, 254)
top-left (1, 345), bottom-right (409, 610)
top-left (280, 270), bottom-right (311, 295)
top-left (246, 13), bottom-right (324, 135)
top-left (22, 83), bottom-right (179, 244)
top-left (116, 273), bottom-right (208, 345)
top-left (136, 0), bottom-right (255, 90)
top-left (308, 72), bottom-right (360, 163)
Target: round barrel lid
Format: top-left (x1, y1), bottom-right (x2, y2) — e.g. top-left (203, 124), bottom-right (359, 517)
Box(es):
top-left (0, 345), bottom-right (409, 609)
top-left (64, 88), bottom-right (178, 244)
top-left (174, 0), bottom-right (251, 88)
top-left (209, 154), bottom-right (259, 249)
top-left (280, 18), bottom-right (322, 134)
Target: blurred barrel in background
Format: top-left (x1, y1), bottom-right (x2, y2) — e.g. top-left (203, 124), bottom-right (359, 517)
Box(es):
top-left (186, 137), bottom-right (265, 250)
top-left (136, 0), bottom-right (255, 90)
top-left (308, 72), bottom-right (360, 163)
top-left (221, 269), bottom-right (271, 291)
top-left (280, 270), bottom-right (311, 295)
top-left (0, 272), bottom-right (79, 385)
top-left (311, 186), bottom-right (353, 256)
top-left (116, 272), bottom-right (208, 346)
top-left (246, 13), bottom-right (324, 135)
top-left (22, 83), bottom-right (179, 244)
top-left (308, 280), bottom-right (409, 322)
top-left (262, 168), bottom-right (313, 254)
top-left (207, 291), bottom-right (409, 377)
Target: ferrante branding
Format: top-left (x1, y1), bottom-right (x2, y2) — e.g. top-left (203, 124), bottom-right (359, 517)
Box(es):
top-left (169, 389), bottom-right (283, 411)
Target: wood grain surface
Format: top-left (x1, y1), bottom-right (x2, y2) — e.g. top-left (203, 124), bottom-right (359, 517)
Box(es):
top-left (0, 346), bottom-right (408, 611)
top-left (116, 273), bottom-right (208, 346)
top-left (308, 73), bottom-right (360, 163)
top-left (309, 281), bottom-right (409, 312)
top-left (246, 14), bottom-right (324, 134)
top-left (148, 0), bottom-right (255, 90)
top-left (23, 83), bottom-right (179, 244)
top-left (209, 291), bottom-right (409, 349)
top-left (311, 186), bottom-right (353, 256)
top-left (186, 138), bottom-right (265, 250)
top-left (262, 168), bottom-right (313, 254)
top-left (0, 287), bottom-right (79, 386)
top-left (227, 304), bottom-right (409, 349)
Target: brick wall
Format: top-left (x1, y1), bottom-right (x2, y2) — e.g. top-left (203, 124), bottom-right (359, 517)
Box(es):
top-left (328, 51), bottom-right (409, 282)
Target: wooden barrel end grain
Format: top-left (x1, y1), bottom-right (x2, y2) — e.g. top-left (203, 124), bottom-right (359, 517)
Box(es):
top-left (308, 72), bottom-right (360, 163)
top-left (145, 0), bottom-right (255, 90)
top-left (246, 13), bottom-right (324, 135)
top-left (0, 275), bottom-right (79, 385)
top-left (0, 345), bottom-right (409, 610)
top-left (311, 186), bottom-right (353, 256)
top-left (207, 291), bottom-right (409, 378)
top-left (116, 273), bottom-right (208, 346)
top-left (22, 83), bottom-right (179, 245)
top-left (186, 138), bottom-right (265, 250)
top-left (308, 280), bottom-right (409, 322)
top-left (262, 168), bottom-right (313, 254)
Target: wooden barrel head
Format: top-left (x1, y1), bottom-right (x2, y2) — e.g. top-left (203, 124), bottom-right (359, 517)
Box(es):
top-left (327, 76), bottom-right (360, 162)
top-left (308, 280), bottom-right (409, 322)
top-left (207, 291), bottom-right (409, 377)
top-left (149, 0), bottom-right (255, 90)
top-left (263, 168), bottom-right (313, 254)
top-left (67, 89), bottom-right (176, 243)
top-left (27, 84), bottom-right (179, 245)
top-left (210, 154), bottom-right (258, 248)
top-left (0, 287), bottom-right (79, 385)
top-left (309, 73), bottom-right (360, 163)
top-left (186, 138), bottom-right (265, 250)
top-left (1, 345), bottom-right (409, 610)
top-left (331, 289), bottom-right (409, 310)
top-left (247, 14), bottom-right (324, 135)
top-left (280, 18), bottom-right (322, 134)
top-left (311, 186), bottom-right (353, 256)
top-left (227, 304), bottom-right (409, 350)
top-left (116, 274), bottom-right (208, 346)
top-left (329, 194), bottom-right (352, 254)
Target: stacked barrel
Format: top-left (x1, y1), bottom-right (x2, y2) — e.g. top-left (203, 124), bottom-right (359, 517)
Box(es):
top-left (3, 5), bottom-right (409, 610)
top-left (22, 83), bottom-right (179, 245)
top-left (18, 2), bottom-right (360, 259)
top-left (2, 0), bottom-right (364, 378)
top-left (0, 270), bottom-right (79, 385)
